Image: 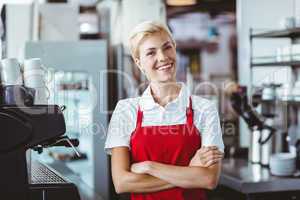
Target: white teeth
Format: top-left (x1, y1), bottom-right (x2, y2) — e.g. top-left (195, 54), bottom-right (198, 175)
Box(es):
top-left (157, 64), bottom-right (172, 71)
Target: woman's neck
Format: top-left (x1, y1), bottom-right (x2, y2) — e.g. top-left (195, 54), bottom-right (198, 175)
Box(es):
top-left (150, 81), bottom-right (181, 107)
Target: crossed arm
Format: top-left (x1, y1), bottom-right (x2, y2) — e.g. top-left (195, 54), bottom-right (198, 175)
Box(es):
top-left (111, 147), bottom-right (174, 193)
top-left (111, 146), bottom-right (223, 194)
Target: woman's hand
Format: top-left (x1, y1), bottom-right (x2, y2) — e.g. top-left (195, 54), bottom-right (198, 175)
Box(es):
top-left (131, 161), bottom-right (153, 174)
top-left (189, 146), bottom-right (223, 168)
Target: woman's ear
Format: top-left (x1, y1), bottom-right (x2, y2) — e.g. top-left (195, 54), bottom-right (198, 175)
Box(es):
top-left (134, 57), bottom-right (141, 68)
top-left (134, 57), bottom-right (144, 73)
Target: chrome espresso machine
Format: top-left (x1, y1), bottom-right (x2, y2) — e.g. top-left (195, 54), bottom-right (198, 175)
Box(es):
top-left (0, 59), bottom-right (81, 200)
top-left (228, 83), bottom-right (279, 166)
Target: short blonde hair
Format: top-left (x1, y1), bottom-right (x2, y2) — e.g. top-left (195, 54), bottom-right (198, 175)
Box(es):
top-left (128, 21), bottom-right (176, 59)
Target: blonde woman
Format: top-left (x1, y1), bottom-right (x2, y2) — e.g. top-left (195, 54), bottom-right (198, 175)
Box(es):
top-left (105, 21), bottom-right (224, 200)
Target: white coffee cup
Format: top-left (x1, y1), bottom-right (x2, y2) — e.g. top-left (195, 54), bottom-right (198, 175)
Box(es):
top-left (292, 44), bottom-right (300, 61)
top-left (292, 81), bottom-right (300, 101)
top-left (23, 58), bottom-right (44, 71)
top-left (278, 83), bottom-right (293, 101)
top-left (22, 58), bottom-right (50, 104)
top-left (23, 70), bottom-right (50, 105)
top-left (282, 46), bottom-right (292, 61)
top-left (23, 58), bottom-right (48, 87)
top-left (276, 47), bottom-right (283, 62)
top-left (270, 153), bottom-right (296, 176)
top-left (0, 58), bottom-right (23, 85)
top-left (23, 69), bottom-right (47, 88)
top-left (33, 87), bottom-right (49, 105)
top-left (262, 87), bottom-right (276, 100)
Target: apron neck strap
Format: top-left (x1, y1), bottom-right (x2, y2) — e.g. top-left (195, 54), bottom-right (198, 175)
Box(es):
top-left (186, 96), bottom-right (193, 126)
top-left (136, 106), bottom-right (143, 128)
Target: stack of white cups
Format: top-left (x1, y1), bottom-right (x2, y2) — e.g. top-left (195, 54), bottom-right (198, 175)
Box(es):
top-left (270, 153), bottom-right (296, 176)
top-left (0, 58), bottom-right (23, 86)
top-left (23, 58), bottom-right (49, 105)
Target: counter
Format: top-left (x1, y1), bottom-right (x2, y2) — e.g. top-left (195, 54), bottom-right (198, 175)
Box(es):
top-left (217, 158), bottom-right (300, 200)
top-left (42, 158), bottom-right (300, 200)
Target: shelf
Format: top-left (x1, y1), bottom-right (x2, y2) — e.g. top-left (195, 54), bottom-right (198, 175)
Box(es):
top-left (251, 27), bottom-right (300, 38)
top-left (176, 40), bottom-right (218, 51)
top-left (251, 60), bottom-right (300, 67)
top-left (261, 99), bottom-right (300, 106)
top-left (282, 100), bottom-right (300, 106)
top-left (276, 100), bottom-right (300, 106)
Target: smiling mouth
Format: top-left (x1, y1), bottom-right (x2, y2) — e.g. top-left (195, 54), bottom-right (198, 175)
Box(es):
top-left (157, 63), bottom-right (173, 71)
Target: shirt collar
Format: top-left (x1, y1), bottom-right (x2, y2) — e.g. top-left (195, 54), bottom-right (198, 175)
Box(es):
top-left (139, 82), bottom-right (191, 111)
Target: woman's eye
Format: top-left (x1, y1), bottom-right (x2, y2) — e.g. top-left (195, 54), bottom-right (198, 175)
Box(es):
top-left (146, 51), bottom-right (154, 56)
top-left (164, 45), bottom-right (172, 50)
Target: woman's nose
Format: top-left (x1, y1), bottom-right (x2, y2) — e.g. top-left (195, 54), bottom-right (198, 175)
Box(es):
top-left (157, 49), bottom-right (168, 62)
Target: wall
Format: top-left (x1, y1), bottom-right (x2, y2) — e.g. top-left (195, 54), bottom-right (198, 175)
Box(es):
top-left (201, 21), bottom-right (235, 79)
top-left (6, 1), bottom-right (79, 59)
top-left (6, 3), bottom-right (34, 59)
top-left (98, 0), bottom-right (166, 49)
top-left (39, 4), bottom-right (79, 41)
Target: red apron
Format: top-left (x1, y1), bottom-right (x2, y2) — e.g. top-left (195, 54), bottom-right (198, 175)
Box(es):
top-left (130, 97), bottom-right (206, 200)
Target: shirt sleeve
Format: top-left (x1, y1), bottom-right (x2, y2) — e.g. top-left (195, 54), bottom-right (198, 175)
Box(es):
top-left (196, 101), bottom-right (225, 152)
top-left (104, 99), bottom-right (136, 155)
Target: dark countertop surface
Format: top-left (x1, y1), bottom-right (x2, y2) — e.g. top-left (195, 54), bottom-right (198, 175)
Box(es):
top-left (220, 158), bottom-right (300, 194)
top-left (46, 160), bottom-right (104, 200)
top-left (36, 158), bottom-right (300, 198)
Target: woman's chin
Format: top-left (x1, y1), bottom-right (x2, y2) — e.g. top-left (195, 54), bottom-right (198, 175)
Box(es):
top-left (156, 76), bottom-right (176, 83)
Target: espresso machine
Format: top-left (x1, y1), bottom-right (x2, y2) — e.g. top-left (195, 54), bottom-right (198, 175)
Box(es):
top-left (0, 86), bottom-right (81, 199)
top-left (228, 84), bottom-right (278, 166)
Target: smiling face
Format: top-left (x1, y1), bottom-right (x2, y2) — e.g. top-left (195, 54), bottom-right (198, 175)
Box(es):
top-left (134, 31), bottom-right (177, 84)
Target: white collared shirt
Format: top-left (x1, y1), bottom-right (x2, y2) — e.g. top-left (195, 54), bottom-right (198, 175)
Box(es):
top-left (105, 83), bottom-right (224, 154)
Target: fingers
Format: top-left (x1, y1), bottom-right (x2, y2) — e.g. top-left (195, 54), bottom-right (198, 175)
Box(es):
top-left (204, 146), bottom-right (221, 155)
top-left (204, 158), bottom-right (222, 167)
top-left (190, 146), bottom-right (224, 167)
top-left (131, 163), bottom-right (137, 171)
top-left (201, 148), bottom-right (223, 159)
top-left (202, 155), bottom-right (223, 166)
top-left (205, 146), bottom-right (218, 150)
top-left (197, 146), bottom-right (218, 154)
top-left (131, 163), bottom-right (143, 174)
top-left (197, 146), bottom-right (224, 166)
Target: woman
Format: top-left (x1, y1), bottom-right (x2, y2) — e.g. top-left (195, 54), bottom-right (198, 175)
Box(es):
top-left (105, 21), bottom-right (224, 200)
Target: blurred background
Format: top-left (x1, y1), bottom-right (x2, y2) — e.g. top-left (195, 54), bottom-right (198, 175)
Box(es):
top-left (2, 0), bottom-right (300, 200)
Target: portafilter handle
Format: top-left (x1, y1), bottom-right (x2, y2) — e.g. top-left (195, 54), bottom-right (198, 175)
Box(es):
top-left (32, 136), bottom-right (80, 157)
